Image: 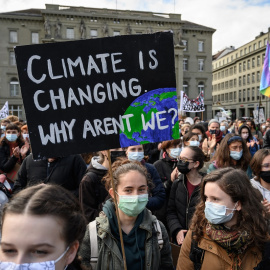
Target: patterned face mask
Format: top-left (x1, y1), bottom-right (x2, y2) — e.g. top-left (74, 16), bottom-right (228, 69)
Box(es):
top-left (0, 246), bottom-right (69, 270)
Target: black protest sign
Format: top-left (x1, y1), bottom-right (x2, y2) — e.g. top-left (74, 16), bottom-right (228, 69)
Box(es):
top-left (15, 32), bottom-right (179, 159)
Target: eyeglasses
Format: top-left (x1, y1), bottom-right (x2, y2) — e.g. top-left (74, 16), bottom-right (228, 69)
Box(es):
top-left (261, 163), bottom-right (270, 168)
top-left (179, 157), bottom-right (194, 163)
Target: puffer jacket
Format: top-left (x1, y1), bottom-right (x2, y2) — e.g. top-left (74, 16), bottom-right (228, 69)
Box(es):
top-left (177, 230), bottom-right (264, 270)
top-left (167, 173), bottom-right (205, 243)
top-left (79, 208), bottom-right (174, 270)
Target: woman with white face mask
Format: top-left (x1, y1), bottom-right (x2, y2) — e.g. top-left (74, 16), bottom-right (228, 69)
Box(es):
top-left (167, 146), bottom-right (205, 246)
top-left (182, 132), bottom-right (200, 148)
top-left (79, 160), bottom-right (174, 270)
top-left (125, 145), bottom-right (166, 212)
top-left (0, 184), bottom-right (86, 270)
top-left (177, 168), bottom-right (270, 270)
top-left (239, 125), bottom-right (259, 157)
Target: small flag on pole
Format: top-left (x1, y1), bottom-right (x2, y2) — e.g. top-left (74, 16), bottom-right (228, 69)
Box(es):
top-left (260, 41), bottom-right (270, 97)
top-left (0, 101), bottom-right (9, 120)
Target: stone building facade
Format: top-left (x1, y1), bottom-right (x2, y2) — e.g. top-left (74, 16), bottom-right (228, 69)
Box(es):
top-left (0, 4), bottom-right (215, 120)
top-left (212, 31), bottom-right (270, 120)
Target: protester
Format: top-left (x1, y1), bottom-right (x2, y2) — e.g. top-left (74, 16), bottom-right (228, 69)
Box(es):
top-left (220, 120), bottom-right (230, 138)
top-left (0, 184), bottom-right (86, 270)
top-left (205, 119), bottom-right (223, 145)
top-left (190, 123), bottom-right (208, 146)
top-left (13, 153), bottom-right (86, 197)
top-left (153, 139), bottom-right (181, 227)
top-left (246, 119), bottom-right (263, 145)
top-left (79, 160), bottom-right (174, 270)
top-left (207, 133), bottom-right (252, 178)
top-left (182, 132), bottom-right (200, 147)
top-left (5, 115), bottom-right (19, 123)
top-left (193, 116), bottom-right (201, 124)
top-left (167, 146), bottom-right (205, 245)
top-left (0, 119), bottom-right (10, 138)
top-left (250, 149), bottom-right (270, 213)
top-left (125, 145), bottom-right (166, 211)
top-left (177, 168), bottom-right (270, 270)
top-left (0, 123), bottom-right (29, 174)
top-left (143, 142), bottom-right (161, 164)
top-left (180, 123), bottom-right (190, 137)
top-left (79, 151), bottom-right (109, 222)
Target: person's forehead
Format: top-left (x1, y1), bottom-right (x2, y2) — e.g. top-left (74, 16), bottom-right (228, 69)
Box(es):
top-left (229, 141), bottom-right (242, 147)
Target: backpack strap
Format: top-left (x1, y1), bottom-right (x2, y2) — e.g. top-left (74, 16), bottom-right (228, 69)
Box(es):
top-left (89, 220), bottom-right (98, 269)
top-left (189, 232), bottom-right (205, 270)
top-left (153, 220), bottom-right (163, 249)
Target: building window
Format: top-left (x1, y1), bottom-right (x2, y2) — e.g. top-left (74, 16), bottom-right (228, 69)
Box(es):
top-left (234, 91), bottom-right (237, 101)
top-left (9, 105), bottom-right (22, 119)
top-left (183, 81), bottom-right (189, 94)
top-left (239, 76), bottom-right (242, 86)
top-left (234, 66), bottom-right (236, 74)
top-left (240, 50), bottom-right (243, 56)
top-left (265, 38), bottom-right (268, 46)
top-left (257, 56), bottom-right (260, 66)
top-left (225, 93), bottom-right (228, 102)
top-left (198, 41), bottom-right (204, 52)
top-left (249, 45), bottom-right (251, 52)
top-left (257, 86), bottom-right (260, 99)
top-left (183, 58), bottom-right (188, 71)
top-left (254, 43), bottom-right (257, 50)
top-left (10, 78), bottom-right (19, 97)
top-left (252, 73), bottom-right (255, 83)
top-left (225, 81), bottom-right (228, 89)
top-left (229, 92), bottom-right (232, 101)
top-left (244, 48), bottom-right (247, 54)
top-left (182, 40), bottom-right (187, 51)
top-left (198, 82), bottom-right (204, 93)
top-left (262, 53), bottom-right (265, 65)
top-left (234, 79), bottom-right (237, 87)
top-left (9, 30), bottom-right (18, 43)
top-left (259, 41), bottom-right (262, 48)
top-left (198, 59), bottom-right (204, 71)
top-left (31, 32), bottom-right (39, 44)
top-left (90, 29), bottom-right (98, 38)
top-left (243, 61), bottom-right (246, 71)
top-left (10, 51), bottom-right (16, 66)
top-left (66, 28), bottom-right (74, 39)
top-left (252, 87), bottom-right (255, 100)
top-left (113, 31), bottom-right (120, 36)
top-left (247, 60), bottom-right (250, 69)
top-left (243, 75), bottom-right (246, 85)
top-left (239, 63), bottom-right (242, 72)
top-left (252, 58), bottom-right (255, 68)
top-left (247, 74), bottom-right (250, 84)
top-left (239, 90), bottom-right (242, 102)
top-left (247, 89), bottom-right (250, 101)
top-left (257, 71), bottom-right (260, 82)
top-left (225, 69), bottom-right (228, 77)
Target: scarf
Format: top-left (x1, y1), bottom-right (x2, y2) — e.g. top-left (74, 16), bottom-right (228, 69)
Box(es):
top-left (206, 130), bottom-right (223, 143)
top-left (206, 223), bottom-right (251, 270)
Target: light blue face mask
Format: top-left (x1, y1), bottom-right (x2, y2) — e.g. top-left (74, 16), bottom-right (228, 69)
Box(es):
top-left (204, 201), bottom-right (238, 225)
top-left (170, 147), bottom-right (182, 159)
top-left (0, 246), bottom-right (69, 270)
top-left (128, 151), bottom-right (144, 162)
top-left (5, 134), bottom-right (18, 142)
top-left (189, 140), bottom-right (200, 147)
top-left (230, 150), bottom-right (243, 160)
top-left (220, 126), bottom-right (226, 132)
top-left (116, 193), bottom-right (148, 217)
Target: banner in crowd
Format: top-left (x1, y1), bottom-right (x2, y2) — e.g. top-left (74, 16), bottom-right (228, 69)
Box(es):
top-left (260, 41), bottom-right (270, 97)
top-left (179, 90), bottom-right (205, 112)
top-left (14, 32), bottom-right (179, 159)
top-left (253, 108), bottom-right (265, 124)
top-left (0, 101), bottom-right (9, 120)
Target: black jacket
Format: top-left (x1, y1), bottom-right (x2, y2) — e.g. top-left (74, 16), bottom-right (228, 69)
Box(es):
top-left (12, 154), bottom-right (86, 197)
top-left (167, 172), bottom-right (205, 243)
top-left (79, 158), bottom-right (109, 222)
top-left (263, 129), bottom-right (270, 149)
top-left (0, 140), bottom-right (25, 173)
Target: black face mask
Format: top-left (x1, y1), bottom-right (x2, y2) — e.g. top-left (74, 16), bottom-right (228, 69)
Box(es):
top-left (259, 171), bottom-right (270, 183)
top-left (177, 160), bottom-right (191, 175)
top-left (110, 151), bottom-right (126, 163)
top-left (209, 129), bottom-right (216, 135)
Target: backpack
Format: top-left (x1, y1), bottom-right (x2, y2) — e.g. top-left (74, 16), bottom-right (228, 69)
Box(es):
top-left (88, 219), bottom-right (164, 270)
top-left (189, 233), bottom-right (205, 270)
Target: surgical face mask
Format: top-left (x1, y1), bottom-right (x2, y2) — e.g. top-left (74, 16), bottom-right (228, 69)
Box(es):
top-left (260, 171), bottom-right (270, 183)
top-left (198, 135), bottom-right (202, 142)
top-left (22, 133), bottom-right (29, 140)
top-left (169, 148), bottom-right (181, 159)
top-left (189, 140), bottom-right (200, 147)
top-left (220, 126), bottom-right (226, 132)
top-left (127, 151), bottom-right (144, 162)
top-left (204, 201), bottom-right (238, 225)
top-left (230, 150), bottom-right (243, 160)
top-left (5, 134), bottom-right (18, 142)
top-left (1, 125), bottom-right (6, 131)
top-left (0, 246), bottom-right (69, 270)
top-left (241, 134), bottom-right (249, 140)
top-left (177, 159), bottom-right (191, 174)
top-left (116, 193), bottom-right (148, 217)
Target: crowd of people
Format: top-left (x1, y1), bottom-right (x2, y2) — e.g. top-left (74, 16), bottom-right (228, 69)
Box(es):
top-left (0, 114), bottom-right (270, 270)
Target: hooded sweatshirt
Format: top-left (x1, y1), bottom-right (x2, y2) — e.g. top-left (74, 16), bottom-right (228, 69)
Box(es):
top-left (250, 178), bottom-right (270, 201)
top-left (79, 156), bottom-right (108, 222)
top-left (103, 200), bottom-right (146, 270)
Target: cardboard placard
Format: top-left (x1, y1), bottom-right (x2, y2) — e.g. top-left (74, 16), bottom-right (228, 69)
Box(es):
top-left (15, 32), bottom-right (178, 159)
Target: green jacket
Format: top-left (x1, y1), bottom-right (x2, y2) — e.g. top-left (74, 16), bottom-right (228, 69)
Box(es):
top-left (79, 208), bottom-right (174, 270)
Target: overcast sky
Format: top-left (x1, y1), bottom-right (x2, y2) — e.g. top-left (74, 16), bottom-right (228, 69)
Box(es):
top-left (1, 0), bottom-right (270, 53)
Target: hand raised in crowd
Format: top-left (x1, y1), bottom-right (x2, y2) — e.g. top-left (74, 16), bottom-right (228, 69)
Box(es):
top-left (202, 138), bottom-right (208, 153)
top-left (208, 134), bottom-right (217, 151)
top-left (262, 199), bottom-right (270, 213)
top-left (176, 229), bottom-right (188, 245)
top-left (20, 140), bottom-right (30, 159)
top-left (171, 167), bottom-right (179, 182)
top-left (12, 146), bottom-right (20, 158)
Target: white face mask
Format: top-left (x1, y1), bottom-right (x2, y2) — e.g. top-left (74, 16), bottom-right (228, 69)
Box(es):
top-left (127, 151), bottom-right (144, 162)
top-left (0, 247), bottom-right (69, 270)
top-left (169, 147), bottom-right (182, 159)
top-left (23, 133), bottom-right (29, 140)
top-left (189, 140), bottom-right (200, 147)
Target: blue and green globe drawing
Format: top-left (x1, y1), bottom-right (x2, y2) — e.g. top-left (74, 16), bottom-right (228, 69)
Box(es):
top-left (119, 88), bottom-right (179, 147)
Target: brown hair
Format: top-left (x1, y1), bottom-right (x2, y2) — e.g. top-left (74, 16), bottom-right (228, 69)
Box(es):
top-left (103, 158), bottom-right (153, 192)
top-left (161, 139), bottom-right (181, 151)
top-left (187, 146), bottom-right (205, 170)
top-left (212, 133), bottom-right (251, 171)
top-left (6, 115), bottom-right (19, 122)
top-left (183, 132), bottom-right (199, 145)
top-left (250, 149), bottom-right (270, 181)
top-left (0, 123), bottom-right (24, 145)
top-left (190, 168), bottom-right (269, 250)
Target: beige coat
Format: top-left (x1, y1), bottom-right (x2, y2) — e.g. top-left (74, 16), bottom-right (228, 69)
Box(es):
top-left (177, 229), bottom-right (262, 270)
